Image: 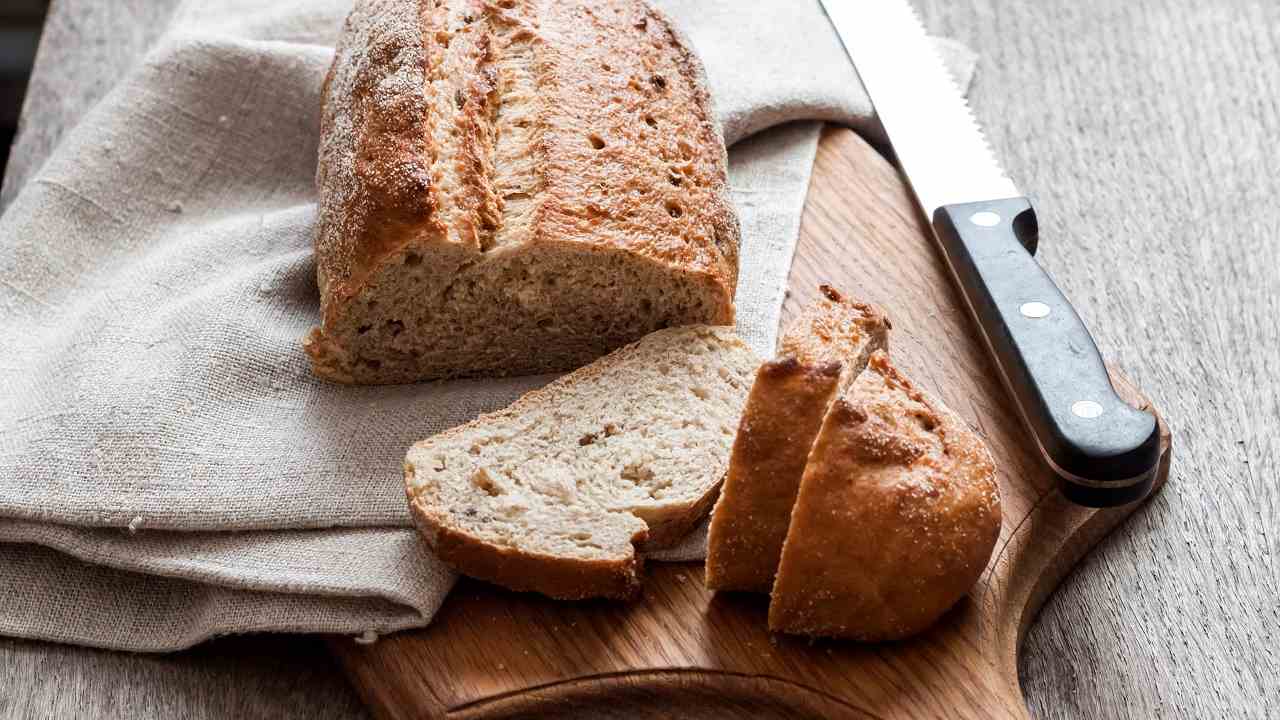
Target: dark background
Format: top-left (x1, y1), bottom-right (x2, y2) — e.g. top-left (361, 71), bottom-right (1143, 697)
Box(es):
top-left (0, 0), bottom-right (49, 182)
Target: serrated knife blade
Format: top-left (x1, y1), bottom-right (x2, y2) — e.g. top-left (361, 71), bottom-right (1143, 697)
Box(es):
top-left (819, 0), bottom-right (1161, 507)
top-left (820, 0), bottom-right (1016, 216)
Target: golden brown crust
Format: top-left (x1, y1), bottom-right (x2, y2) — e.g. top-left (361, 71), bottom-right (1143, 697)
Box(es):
top-left (779, 284), bottom-right (891, 371)
top-left (704, 358), bottom-right (842, 593)
top-left (768, 351), bottom-right (1002, 641)
top-left (408, 492), bottom-right (644, 600)
top-left (704, 287), bottom-right (889, 594)
top-left (313, 0), bottom-right (738, 378)
top-left (315, 0), bottom-right (442, 313)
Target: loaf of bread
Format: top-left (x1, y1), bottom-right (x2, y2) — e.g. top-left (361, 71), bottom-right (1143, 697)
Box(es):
top-left (768, 351), bottom-right (1001, 641)
top-left (306, 0), bottom-right (739, 384)
top-left (404, 326), bottom-right (758, 599)
top-left (704, 286), bottom-right (889, 592)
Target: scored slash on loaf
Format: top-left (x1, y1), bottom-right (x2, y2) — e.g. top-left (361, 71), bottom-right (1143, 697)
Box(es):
top-left (306, 0), bottom-right (739, 384)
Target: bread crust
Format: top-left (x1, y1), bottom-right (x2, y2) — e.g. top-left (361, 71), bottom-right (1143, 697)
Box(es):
top-left (767, 351), bottom-right (1002, 640)
top-left (704, 358), bottom-right (841, 593)
top-left (408, 490), bottom-right (645, 600)
top-left (779, 285), bottom-right (891, 378)
top-left (635, 474), bottom-right (726, 551)
top-left (705, 287), bottom-right (890, 593)
top-left (310, 0), bottom-right (738, 383)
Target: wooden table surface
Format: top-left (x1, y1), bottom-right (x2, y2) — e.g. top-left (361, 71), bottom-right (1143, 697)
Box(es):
top-left (2, 1), bottom-right (1276, 718)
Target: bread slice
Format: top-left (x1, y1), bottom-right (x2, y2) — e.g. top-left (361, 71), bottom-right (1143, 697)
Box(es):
top-left (404, 326), bottom-right (759, 599)
top-left (704, 286), bottom-right (889, 592)
top-left (768, 351), bottom-right (1001, 640)
top-left (306, 0), bottom-right (739, 384)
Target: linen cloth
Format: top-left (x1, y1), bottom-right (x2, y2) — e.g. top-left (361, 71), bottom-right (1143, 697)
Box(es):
top-left (0, 0), bottom-right (973, 651)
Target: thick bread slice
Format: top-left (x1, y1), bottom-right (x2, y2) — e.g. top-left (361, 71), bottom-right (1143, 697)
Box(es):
top-left (768, 351), bottom-right (1001, 640)
top-left (704, 286), bottom-right (889, 593)
top-left (307, 0), bottom-right (738, 384)
top-left (405, 326), bottom-right (759, 599)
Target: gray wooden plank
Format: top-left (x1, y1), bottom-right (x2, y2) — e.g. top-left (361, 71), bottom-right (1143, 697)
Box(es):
top-left (2, 0), bottom-right (1277, 718)
top-left (914, 0), bottom-right (1280, 718)
top-left (0, 634), bottom-right (369, 720)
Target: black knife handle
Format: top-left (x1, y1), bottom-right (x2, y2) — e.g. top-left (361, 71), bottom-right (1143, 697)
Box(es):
top-left (932, 198), bottom-right (1160, 507)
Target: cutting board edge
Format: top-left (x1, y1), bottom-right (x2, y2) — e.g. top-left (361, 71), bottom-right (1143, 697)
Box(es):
top-left (993, 365), bottom-right (1173, 693)
top-left (332, 661), bottom-right (895, 720)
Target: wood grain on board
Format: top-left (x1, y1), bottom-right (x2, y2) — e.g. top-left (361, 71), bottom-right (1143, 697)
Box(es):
top-left (330, 127), bottom-right (1171, 719)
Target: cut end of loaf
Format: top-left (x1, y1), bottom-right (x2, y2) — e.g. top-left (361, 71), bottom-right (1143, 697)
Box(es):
top-left (306, 246), bottom-right (733, 384)
top-left (404, 326), bottom-right (759, 599)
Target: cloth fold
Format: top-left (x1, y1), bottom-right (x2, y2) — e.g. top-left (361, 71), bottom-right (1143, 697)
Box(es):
top-left (0, 0), bottom-right (974, 651)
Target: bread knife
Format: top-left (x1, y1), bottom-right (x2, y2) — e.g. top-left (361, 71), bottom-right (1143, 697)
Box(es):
top-left (818, 0), bottom-right (1160, 507)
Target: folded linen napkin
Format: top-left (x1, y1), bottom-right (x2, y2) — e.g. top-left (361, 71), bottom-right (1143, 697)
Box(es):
top-left (0, 0), bottom-right (974, 651)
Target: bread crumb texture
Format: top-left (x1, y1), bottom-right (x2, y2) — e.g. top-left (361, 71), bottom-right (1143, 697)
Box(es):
top-left (309, 0), bottom-right (739, 383)
top-left (405, 326), bottom-right (759, 599)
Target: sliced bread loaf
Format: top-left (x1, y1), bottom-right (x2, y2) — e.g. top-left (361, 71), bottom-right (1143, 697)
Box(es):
top-left (768, 351), bottom-right (1001, 640)
top-left (704, 286), bottom-right (889, 592)
top-left (404, 326), bottom-right (759, 599)
top-left (307, 0), bottom-right (738, 384)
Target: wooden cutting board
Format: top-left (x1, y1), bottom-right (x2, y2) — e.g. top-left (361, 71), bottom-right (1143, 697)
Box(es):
top-left (330, 126), bottom-right (1171, 719)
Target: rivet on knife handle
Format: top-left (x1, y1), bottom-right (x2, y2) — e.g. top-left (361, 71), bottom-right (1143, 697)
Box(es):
top-left (932, 197), bottom-right (1161, 506)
